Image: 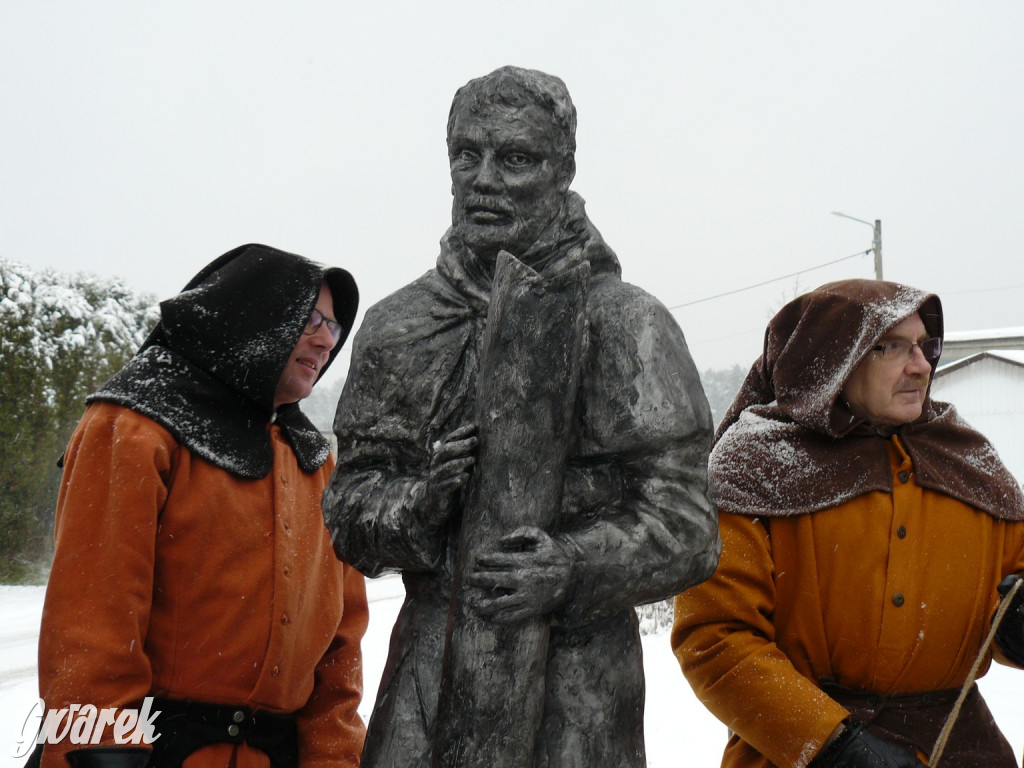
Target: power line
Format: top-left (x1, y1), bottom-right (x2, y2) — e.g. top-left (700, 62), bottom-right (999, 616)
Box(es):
top-left (667, 249), bottom-right (870, 310)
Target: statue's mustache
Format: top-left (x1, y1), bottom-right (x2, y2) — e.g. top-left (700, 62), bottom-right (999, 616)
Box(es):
top-left (462, 196), bottom-right (515, 216)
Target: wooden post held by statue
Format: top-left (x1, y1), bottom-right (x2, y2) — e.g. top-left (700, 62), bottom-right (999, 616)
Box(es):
top-left (431, 251), bottom-right (590, 768)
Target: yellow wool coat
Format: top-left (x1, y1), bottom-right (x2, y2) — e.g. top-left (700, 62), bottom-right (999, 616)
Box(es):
top-left (673, 436), bottom-right (1024, 768)
top-left (38, 403), bottom-right (367, 768)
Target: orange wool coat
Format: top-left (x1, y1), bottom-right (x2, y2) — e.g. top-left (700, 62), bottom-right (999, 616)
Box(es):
top-left (673, 436), bottom-right (1024, 768)
top-left (38, 403), bottom-right (367, 768)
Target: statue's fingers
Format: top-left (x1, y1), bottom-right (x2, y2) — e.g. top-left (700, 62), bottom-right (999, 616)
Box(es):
top-left (435, 434), bottom-right (476, 457)
top-left (444, 423), bottom-right (478, 441)
top-left (464, 572), bottom-right (509, 592)
top-left (430, 457), bottom-right (475, 480)
top-left (471, 552), bottom-right (524, 573)
top-left (471, 592), bottom-right (526, 621)
top-left (495, 531), bottom-right (550, 556)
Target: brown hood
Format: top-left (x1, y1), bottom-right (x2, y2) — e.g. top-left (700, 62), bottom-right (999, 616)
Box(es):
top-left (711, 279), bottom-right (1024, 520)
top-left (717, 279), bottom-right (942, 440)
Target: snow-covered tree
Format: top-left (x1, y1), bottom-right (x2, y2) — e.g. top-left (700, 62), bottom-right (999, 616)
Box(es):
top-left (0, 257), bottom-right (157, 582)
top-left (700, 364), bottom-right (747, 428)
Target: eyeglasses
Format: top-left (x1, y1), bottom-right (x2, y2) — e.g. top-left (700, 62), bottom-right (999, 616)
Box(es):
top-left (871, 337), bottom-right (942, 362)
top-left (303, 307), bottom-right (343, 343)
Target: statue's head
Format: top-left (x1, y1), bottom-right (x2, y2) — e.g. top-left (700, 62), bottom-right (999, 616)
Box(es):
top-left (446, 66), bottom-right (577, 263)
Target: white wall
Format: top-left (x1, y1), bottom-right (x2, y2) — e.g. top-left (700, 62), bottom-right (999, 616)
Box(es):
top-left (931, 355), bottom-right (1024, 482)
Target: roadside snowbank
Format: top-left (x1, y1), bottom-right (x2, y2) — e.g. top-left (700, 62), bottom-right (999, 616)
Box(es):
top-left (2, 581), bottom-right (1020, 766)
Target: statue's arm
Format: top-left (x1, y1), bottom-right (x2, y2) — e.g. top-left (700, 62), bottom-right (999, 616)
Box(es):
top-left (322, 307), bottom-right (477, 577)
top-left (555, 439), bottom-right (719, 625)
top-left (324, 425), bottom-right (475, 577)
top-left (324, 451), bottom-right (439, 577)
top-left (556, 290), bottom-right (720, 624)
top-left (468, 291), bottom-right (720, 626)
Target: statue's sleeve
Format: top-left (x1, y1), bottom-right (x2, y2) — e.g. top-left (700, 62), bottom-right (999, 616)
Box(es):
top-left (554, 287), bottom-right (720, 625)
top-left (323, 324), bottom-right (445, 578)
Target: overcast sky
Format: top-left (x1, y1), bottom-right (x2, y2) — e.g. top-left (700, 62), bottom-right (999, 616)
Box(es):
top-left (3, 1), bottom-right (1022, 383)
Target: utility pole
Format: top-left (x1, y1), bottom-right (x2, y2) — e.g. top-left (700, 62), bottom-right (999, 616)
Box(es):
top-left (832, 211), bottom-right (883, 280)
top-left (871, 219), bottom-right (882, 280)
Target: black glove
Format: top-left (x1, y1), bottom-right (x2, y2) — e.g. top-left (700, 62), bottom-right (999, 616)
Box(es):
top-left (64, 747), bottom-right (151, 768)
top-left (810, 721), bottom-right (926, 767)
top-left (994, 573), bottom-right (1024, 666)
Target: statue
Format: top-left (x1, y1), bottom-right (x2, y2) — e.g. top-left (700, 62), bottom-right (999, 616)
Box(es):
top-left (323, 66), bottom-right (719, 768)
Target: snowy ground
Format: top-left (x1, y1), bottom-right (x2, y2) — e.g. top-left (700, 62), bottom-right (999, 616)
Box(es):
top-left (2, 579), bottom-right (1021, 767)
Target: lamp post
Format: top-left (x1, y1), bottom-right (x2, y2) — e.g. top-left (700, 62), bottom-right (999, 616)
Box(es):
top-left (832, 211), bottom-right (882, 280)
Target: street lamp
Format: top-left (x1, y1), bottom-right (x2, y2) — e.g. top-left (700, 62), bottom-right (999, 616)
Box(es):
top-left (832, 211), bottom-right (882, 280)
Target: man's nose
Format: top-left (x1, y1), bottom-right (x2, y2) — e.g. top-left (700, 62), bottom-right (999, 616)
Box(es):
top-left (310, 323), bottom-right (336, 348)
top-left (906, 345), bottom-right (932, 373)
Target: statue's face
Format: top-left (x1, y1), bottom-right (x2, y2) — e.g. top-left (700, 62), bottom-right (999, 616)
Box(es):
top-left (448, 102), bottom-right (571, 263)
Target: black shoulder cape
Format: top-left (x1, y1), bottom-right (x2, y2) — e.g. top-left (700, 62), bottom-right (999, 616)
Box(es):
top-left (88, 243), bottom-right (358, 479)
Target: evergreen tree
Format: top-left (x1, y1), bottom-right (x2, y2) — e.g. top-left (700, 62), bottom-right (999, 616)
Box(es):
top-left (0, 258), bottom-right (156, 582)
top-left (700, 363), bottom-right (747, 428)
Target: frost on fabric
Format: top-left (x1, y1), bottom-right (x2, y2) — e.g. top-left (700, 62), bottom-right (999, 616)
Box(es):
top-left (711, 411), bottom-right (814, 511)
top-left (784, 286), bottom-right (930, 430)
top-left (711, 408), bottom-right (877, 516)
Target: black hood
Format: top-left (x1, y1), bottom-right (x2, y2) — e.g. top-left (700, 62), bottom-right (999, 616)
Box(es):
top-left (89, 243), bottom-right (358, 478)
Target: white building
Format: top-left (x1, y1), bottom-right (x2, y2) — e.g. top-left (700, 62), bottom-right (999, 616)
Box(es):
top-left (931, 342), bottom-right (1024, 483)
top-left (941, 327), bottom-right (1024, 364)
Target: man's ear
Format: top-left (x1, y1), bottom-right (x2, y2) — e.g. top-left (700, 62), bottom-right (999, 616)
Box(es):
top-left (558, 155), bottom-right (576, 193)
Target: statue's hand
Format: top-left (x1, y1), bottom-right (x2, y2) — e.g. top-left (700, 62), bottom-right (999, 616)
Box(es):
top-left (466, 527), bottom-right (577, 624)
top-left (422, 424), bottom-right (477, 527)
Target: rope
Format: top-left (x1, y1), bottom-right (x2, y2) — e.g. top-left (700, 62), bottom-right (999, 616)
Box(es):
top-left (929, 577), bottom-right (1023, 767)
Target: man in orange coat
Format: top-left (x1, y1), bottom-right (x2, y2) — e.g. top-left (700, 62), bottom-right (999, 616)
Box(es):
top-left (35, 244), bottom-right (367, 768)
top-left (673, 279), bottom-right (1024, 768)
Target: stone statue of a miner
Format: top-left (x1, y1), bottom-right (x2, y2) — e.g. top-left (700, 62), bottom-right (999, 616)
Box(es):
top-left (323, 66), bottom-right (719, 768)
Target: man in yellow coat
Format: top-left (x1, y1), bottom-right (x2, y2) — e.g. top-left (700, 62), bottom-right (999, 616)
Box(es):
top-left (35, 244), bottom-right (367, 768)
top-left (673, 279), bottom-right (1024, 768)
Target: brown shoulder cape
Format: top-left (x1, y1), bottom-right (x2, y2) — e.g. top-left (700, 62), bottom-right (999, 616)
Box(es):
top-left (711, 279), bottom-right (1024, 521)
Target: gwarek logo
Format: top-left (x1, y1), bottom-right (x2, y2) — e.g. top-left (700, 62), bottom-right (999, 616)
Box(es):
top-left (11, 698), bottom-right (160, 759)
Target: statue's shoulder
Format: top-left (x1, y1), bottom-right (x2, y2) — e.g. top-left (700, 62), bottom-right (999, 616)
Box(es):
top-left (587, 273), bottom-right (681, 337)
top-left (355, 269), bottom-right (446, 338)
top-left (349, 268), bottom-right (472, 374)
top-left (365, 269), bottom-right (442, 319)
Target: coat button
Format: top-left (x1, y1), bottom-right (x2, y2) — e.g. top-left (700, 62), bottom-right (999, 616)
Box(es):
top-left (898, 470), bottom-right (910, 483)
top-left (893, 593), bottom-right (905, 607)
top-left (233, 710), bottom-right (245, 723)
top-left (897, 526), bottom-right (907, 539)
top-left (227, 724), bottom-right (240, 737)
top-left (272, 665), bottom-right (280, 676)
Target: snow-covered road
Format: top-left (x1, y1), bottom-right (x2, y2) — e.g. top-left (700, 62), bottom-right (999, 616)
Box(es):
top-left (2, 580), bottom-right (1020, 766)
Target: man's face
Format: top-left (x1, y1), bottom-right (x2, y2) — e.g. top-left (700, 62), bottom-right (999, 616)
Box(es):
top-left (274, 282), bottom-right (336, 409)
top-left (841, 312), bottom-right (933, 426)
top-left (448, 102), bottom-right (572, 264)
